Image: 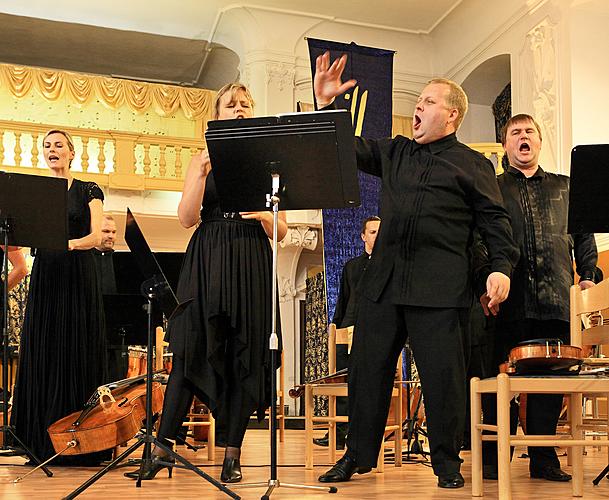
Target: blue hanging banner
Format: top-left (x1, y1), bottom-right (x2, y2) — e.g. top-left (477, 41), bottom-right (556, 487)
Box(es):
top-left (307, 38), bottom-right (394, 324)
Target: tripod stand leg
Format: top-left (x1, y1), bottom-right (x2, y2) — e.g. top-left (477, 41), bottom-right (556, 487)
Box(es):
top-left (4, 426), bottom-right (53, 477)
top-left (261, 479), bottom-right (279, 500)
top-left (592, 463), bottom-right (609, 485)
top-left (62, 438), bottom-right (145, 499)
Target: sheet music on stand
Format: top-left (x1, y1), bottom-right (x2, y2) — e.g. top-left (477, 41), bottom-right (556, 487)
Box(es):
top-left (206, 109), bottom-right (360, 212)
top-left (568, 144), bottom-right (609, 234)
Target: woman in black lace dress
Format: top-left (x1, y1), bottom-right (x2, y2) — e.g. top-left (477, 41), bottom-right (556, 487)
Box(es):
top-left (126, 83), bottom-right (287, 483)
top-left (11, 129), bottom-right (107, 465)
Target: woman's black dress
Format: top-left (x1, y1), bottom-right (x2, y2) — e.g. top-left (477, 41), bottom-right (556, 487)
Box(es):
top-left (12, 179), bottom-right (108, 464)
top-left (167, 172), bottom-right (278, 421)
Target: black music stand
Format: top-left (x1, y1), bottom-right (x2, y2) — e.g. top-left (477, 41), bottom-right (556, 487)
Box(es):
top-left (0, 171), bottom-right (67, 477)
top-left (568, 145), bottom-right (609, 485)
top-left (62, 209), bottom-right (238, 500)
top-left (206, 108), bottom-right (360, 498)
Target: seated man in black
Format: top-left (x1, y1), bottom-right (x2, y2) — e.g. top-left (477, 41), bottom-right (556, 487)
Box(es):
top-left (314, 215), bottom-right (380, 449)
top-left (92, 214), bottom-right (118, 294)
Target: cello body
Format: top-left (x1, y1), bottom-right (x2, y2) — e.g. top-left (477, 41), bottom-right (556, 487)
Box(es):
top-left (48, 376), bottom-right (164, 455)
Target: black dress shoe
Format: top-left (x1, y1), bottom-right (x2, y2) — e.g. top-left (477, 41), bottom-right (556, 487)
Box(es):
top-left (220, 457), bottom-right (242, 483)
top-left (438, 472), bottom-right (465, 488)
top-left (313, 434), bottom-right (346, 450)
top-left (530, 465), bottom-right (572, 482)
top-left (483, 465), bottom-right (498, 480)
top-left (124, 456), bottom-right (175, 480)
top-left (318, 455), bottom-right (371, 483)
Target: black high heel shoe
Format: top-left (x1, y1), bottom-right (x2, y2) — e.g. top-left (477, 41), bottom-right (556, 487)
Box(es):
top-left (220, 457), bottom-right (242, 483)
top-left (124, 455), bottom-right (175, 480)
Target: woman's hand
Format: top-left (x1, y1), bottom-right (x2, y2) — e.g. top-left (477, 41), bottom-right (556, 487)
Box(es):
top-left (189, 150), bottom-right (212, 179)
top-left (240, 211), bottom-right (288, 241)
top-left (240, 211), bottom-right (272, 224)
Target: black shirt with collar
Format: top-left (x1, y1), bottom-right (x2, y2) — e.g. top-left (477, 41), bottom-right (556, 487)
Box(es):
top-left (92, 248), bottom-right (117, 295)
top-left (493, 165), bottom-right (597, 322)
top-left (353, 132), bottom-right (519, 308)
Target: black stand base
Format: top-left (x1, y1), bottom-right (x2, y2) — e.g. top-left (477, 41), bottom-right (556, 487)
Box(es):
top-left (0, 425), bottom-right (53, 477)
top-left (592, 463), bottom-right (609, 485)
top-left (62, 433), bottom-right (239, 499)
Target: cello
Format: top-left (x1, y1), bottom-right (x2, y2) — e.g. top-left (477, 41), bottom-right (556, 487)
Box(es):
top-left (47, 372), bottom-right (164, 456)
top-left (14, 373), bottom-right (165, 482)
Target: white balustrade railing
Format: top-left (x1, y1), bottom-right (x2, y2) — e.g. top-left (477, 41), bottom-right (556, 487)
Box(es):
top-left (0, 120), bottom-right (205, 192)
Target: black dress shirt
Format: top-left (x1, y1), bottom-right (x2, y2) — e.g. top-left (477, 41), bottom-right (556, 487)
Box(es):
top-left (332, 252), bottom-right (371, 328)
top-left (354, 132), bottom-right (519, 308)
top-left (493, 165), bottom-right (597, 322)
top-left (92, 249), bottom-right (117, 295)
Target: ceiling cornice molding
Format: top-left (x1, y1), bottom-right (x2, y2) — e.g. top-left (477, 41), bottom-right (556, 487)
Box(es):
top-left (231, 2), bottom-right (436, 35)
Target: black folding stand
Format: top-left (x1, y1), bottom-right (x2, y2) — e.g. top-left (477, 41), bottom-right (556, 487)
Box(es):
top-left (0, 171), bottom-right (69, 476)
top-left (568, 145), bottom-right (609, 485)
top-left (206, 108), bottom-right (360, 499)
top-left (62, 209), bottom-right (238, 499)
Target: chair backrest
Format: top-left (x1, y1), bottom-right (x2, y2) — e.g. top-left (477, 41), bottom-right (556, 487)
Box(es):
top-left (327, 323), bottom-right (353, 373)
top-left (570, 279), bottom-right (609, 348)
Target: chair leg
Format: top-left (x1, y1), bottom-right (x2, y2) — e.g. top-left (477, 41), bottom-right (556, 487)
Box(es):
top-left (497, 374), bottom-right (512, 500)
top-left (571, 393), bottom-right (584, 497)
top-left (329, 396), bottom-right (336, 465)
top-left (305, 385), bottom-right (314, 469)
top-left (471, 377), bottom-right (483, 497)
top-left (376, 444), bottom-right (384, 473)
top-left (208, 413), bottom-right (215, 461)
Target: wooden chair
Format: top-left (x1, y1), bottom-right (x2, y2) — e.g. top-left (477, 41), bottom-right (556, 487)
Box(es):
top-left (305, 323), bottom-right (403, 472)
top-left (470, 279), bottom-right (609, 499)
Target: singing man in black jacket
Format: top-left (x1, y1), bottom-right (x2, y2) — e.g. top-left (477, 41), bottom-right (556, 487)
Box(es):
top-left (314, 216), bottom-right (381, 449)
top-left (477, 113), bottom-right (598, 482)
top-left (313, 52), bottom-right (519, 489)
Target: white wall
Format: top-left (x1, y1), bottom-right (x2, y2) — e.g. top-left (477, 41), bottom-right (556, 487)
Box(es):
top-left (569, 0), bottom-right (609, 147)
top-left (459, 103), bottom-right (496, 144)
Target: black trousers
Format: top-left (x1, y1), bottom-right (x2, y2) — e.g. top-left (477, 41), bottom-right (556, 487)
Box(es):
top-left (158, 352), bottom-right (256, 449)
top-left (482, 318), bottom-right (568, 471)
top-left (346, 294), bottom-right (468, 476)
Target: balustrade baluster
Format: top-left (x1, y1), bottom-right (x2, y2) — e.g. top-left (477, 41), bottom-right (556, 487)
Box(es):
top-left (159, 145), bottom-right (167, 177)
top-left (81, 137), bottom-right (89, 172)
top-left (0, 131), bottom-right (5, 165)
top-left (98, 138), bottom-right (106, 174)
top-left (14, 132), bottom-right (22, 167)
top-left (31, 133), bottom-right (39, 168)
top-left (175, 145), bottom-right (182, 178)
top-left (143, 143), bottom-right (151, 176)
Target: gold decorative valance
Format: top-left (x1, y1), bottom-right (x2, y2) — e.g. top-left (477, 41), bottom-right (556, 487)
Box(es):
top-left (0, 63), bottom-right (214, 121)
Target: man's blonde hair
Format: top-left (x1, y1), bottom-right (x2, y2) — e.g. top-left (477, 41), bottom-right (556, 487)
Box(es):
top-left (428, 78), bottom-right (469, 130)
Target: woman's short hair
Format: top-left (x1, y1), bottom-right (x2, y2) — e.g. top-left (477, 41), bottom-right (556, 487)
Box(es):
top-left (213, 83), bottom-right (255, 120)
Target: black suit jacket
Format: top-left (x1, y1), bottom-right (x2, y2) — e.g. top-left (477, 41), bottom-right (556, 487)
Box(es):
top-left (332, 252), bottom-right (370, 328)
